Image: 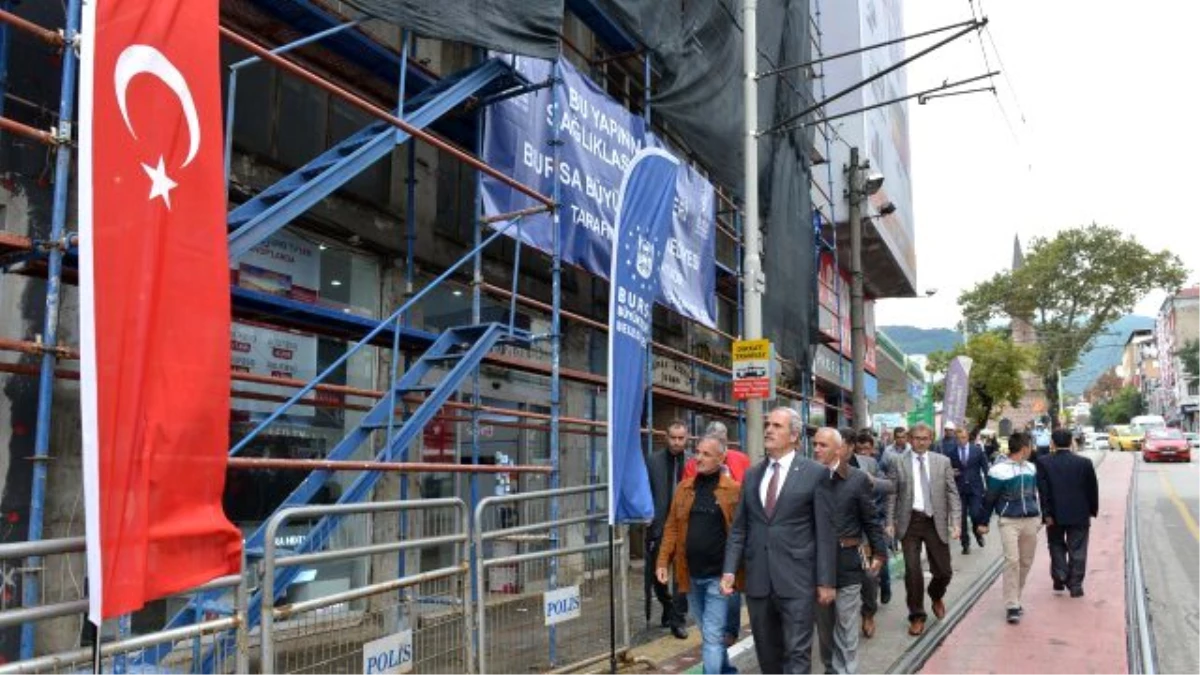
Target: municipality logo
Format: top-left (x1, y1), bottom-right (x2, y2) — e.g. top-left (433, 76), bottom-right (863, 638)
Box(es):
top-left (636, 235), bottom-right (655, 279)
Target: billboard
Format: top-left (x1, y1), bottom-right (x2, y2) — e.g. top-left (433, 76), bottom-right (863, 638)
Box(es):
top-left (821, 0), bottom-right (916, 293)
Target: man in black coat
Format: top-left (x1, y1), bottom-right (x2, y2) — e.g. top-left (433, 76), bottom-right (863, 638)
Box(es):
top-left (646, 420), bottom-right (690, 637)
top-left (1037, 429), bottom-right (1099, 597)
top-left (944, 426), bottom-right (989, 554)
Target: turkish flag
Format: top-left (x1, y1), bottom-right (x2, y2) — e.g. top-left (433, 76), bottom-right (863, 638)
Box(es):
top-left (78, 0), bottom-right (241, 622)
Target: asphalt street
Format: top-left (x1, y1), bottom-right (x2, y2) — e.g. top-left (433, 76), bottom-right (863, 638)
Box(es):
top-left (1136, 453), bottom-right (1199, 675)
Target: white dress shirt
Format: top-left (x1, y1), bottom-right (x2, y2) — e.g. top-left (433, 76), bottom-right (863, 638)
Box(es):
top-left (760, 449), bottom-right (797, 508)
top-left (911, 451), bottom-right (930, 513)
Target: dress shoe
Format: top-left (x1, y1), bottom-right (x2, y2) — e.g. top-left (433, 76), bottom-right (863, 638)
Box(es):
top-left (880, 587), bottom-right (892, 604)
top-left (670, 625), bottom-right (688, 640)
top-left (932, 599), bottom-right (946, 619)
top-left (1053, 580), bottom-right (1066, 592)
top-left (961, 544), bottom-right (971, 555)
top-left (1006, 608), bottom-right (1021, 624)
top-left (1070, 588), bottom-right (1085, 598)
top-left (862, 615), bottom-right (876, 638)
top-left (975, 531), bottom-right (986, 548)
top-left (908, 618), bottom-right (926, 636)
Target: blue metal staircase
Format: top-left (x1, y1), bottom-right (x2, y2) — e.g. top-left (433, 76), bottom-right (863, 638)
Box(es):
top-left (166, 322), bottom-right (530, 669)
top-left (227, 57), bottom-right (521, 260)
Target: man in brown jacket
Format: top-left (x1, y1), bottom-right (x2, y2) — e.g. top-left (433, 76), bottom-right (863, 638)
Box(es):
top-left (657, 435), bottom-right (743, 674)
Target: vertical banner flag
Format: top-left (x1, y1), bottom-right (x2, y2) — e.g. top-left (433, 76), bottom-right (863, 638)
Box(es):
top-left (607, 148), bottom-right (679, 524)
top-left (941, 355), bottom-right (975, 431)
top-left (79, 0), bottom-right (242, 622)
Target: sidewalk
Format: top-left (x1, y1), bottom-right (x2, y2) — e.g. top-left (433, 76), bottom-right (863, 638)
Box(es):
top-left (920, 451), bottom-right (1132, 674)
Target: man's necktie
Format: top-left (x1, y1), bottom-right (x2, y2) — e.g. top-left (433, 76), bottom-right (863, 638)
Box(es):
top-left (764, 461), bottom-right (781, 518)
top-left (917, 454), bottom-right (933, 516)
top-left (960, 446), bottom-right (967, 466)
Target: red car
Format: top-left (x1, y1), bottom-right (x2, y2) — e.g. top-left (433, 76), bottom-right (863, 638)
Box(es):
top-left (1142, 428), bottom-right (1192, 463)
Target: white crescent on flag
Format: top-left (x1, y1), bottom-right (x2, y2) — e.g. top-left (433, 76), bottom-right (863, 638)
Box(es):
top-left (113, 44), bottom-right (201, 166)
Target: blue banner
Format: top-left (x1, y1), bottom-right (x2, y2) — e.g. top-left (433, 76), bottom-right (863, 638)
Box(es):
top-left (942, 355), bottom-right (974, 430)
top-left (481, 56), bottom-right (717, 327)
top-left (607, 148), bottom-right (679, 524)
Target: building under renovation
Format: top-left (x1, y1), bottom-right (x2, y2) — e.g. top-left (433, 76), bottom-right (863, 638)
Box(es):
top-left (0, 0), bottom-right (919, 671)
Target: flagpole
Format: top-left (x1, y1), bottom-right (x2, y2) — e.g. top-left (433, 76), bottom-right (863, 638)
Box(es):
top-left (609, 523), bottom-right (617, 674)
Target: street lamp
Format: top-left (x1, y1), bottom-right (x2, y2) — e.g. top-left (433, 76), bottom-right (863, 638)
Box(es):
top-left (847, 149), bottom-right (885, 427)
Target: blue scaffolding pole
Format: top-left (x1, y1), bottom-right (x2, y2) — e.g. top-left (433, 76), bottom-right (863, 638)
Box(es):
top-left (547, 52), bottom-right (564, 669)
top-left (22, 0), bottom-right (81, 660)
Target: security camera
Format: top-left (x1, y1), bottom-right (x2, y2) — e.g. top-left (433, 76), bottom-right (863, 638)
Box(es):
top-left (924, 288), bottom-right (938, 297)
top-left (863, 172), bottom-right (885, 196)
top-left (878, 201), bottom-right (897, 216)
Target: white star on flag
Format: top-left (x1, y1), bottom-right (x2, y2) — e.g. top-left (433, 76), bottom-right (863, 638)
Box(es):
top-left (141, 155), bottom-right (177, 209)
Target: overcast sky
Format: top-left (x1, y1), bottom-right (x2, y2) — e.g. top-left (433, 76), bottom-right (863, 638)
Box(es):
top-left (871, 0), bottom-right (1200, 330)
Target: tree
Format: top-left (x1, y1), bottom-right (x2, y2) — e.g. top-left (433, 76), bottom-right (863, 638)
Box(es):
top-left (1085, 369), bottom-right (1124, 403)
top-left (925, 332), bottom-right (1035, 431)
top-left (959, 225), bottom-right (1188, 428)
top-left (1091, 386), bottom-right (1144, 427)
top-left (1178, 338), bottom-right (1200, 381)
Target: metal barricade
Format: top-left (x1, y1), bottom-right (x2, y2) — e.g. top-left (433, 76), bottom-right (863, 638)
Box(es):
top-left (260, 498), bottom-right (471, 674)
top-left (474, 484), bottom-right (628, 674)
top-left (0, 536), bottom-right (249, 674)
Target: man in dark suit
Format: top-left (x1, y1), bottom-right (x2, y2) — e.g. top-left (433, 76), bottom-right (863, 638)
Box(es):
top-left (721, 408), bottom-right (836, 673)
top-left (944, 426), bottom-right (989, 554)
top-left (1037, 429), bottom-right (1099, 597)
top-left (647, 420), bottom-right (690, 638)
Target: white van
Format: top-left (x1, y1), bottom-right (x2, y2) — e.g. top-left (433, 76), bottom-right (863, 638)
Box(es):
top-left (1130, 415), bottom-right (1167, 435)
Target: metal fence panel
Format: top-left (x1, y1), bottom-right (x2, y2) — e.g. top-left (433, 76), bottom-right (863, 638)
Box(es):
top-left (475, 485), bottom-right (628, 674)
top-left (261, 498), bottom-right (471, 675)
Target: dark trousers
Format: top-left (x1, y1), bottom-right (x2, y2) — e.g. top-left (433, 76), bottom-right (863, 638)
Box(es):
top-left (902, 512), bottom-right (953, 621)
top-left (647, 536), bottom-right (687, 627)
top-left (1047, 523), bottom-right (1090, 591)
top-left (747, 593), bottom-right (815, 674)
top-left (861, 544), bottom-right (888, 616)
top-left (958, 489), bottom-right (983, 548)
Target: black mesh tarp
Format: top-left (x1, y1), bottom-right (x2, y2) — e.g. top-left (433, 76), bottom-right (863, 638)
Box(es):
top-left (341, 0), bottom-right (565, 58)
top-left (598, 0), bottom-right (817, 366)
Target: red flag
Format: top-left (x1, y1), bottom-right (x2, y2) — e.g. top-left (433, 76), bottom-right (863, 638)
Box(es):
top-left (79, 0), bottom-right (241, 622)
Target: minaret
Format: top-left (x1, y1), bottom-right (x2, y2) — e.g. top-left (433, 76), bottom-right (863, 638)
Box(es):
top-left (1010, 235), bottom-right (1037, 346)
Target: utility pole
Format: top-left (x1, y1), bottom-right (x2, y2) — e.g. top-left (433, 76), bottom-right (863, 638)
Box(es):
top-left (847, 147), bottom-right (868, 427)
top-left (742, 0), bottom-right (765, 461)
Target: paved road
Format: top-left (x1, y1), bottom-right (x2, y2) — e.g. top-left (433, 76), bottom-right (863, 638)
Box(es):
top-left (1136, 454), bottom-right (1199, 675)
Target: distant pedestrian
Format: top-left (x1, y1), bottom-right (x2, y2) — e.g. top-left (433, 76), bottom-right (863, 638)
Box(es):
top-left (812, 429), bottom-right (888, 674)
top-left (721, 408), bottom-right (837, 674)
top-left (657, 435), bottom-right (743, 674)
top-left (1037, 429), bottom-right (1099, 598)
top-left (944, 426), bottom-right (989, 555)
top-left (939, 421), bottom-right (959, 456)
top-left (646, 421), bottom-right (690, 638)
top-left (886, 423), bottom-right (961, 636)
top-left (975, 431), bottom-right (1042, 624)
top-left (881, 427), bottom-right (911, 476)
top-left (1033, 422), bottom-right (1052, 459)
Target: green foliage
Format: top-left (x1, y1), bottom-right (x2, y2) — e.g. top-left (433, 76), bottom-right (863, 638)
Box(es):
top-left (925, 332), bottom-right (1035, 430)
top-left (958, 224), bottom-right (1188, 426)
top-left (1090, 386), bottom-right (1145, 428)
top-left (1179, 338), bottom-right (1200, 381)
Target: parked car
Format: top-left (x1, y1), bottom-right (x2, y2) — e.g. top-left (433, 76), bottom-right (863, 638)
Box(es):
top-left (1086, 431), bottom-right (1107, 450)
top-left (1142, 428), bottom-right (1191, 463)
top-left (1185, 432), bottom-right (1200, 451)
top-left (1109, 425), bottom-right (1142, 451)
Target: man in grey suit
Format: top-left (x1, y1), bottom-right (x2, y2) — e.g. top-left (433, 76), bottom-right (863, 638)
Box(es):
top-left (885, 422), bottom-right (961, 636)
top-left (721, 408), bottom-right (836, 673)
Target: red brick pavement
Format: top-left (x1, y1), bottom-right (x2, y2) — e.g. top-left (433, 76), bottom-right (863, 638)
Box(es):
top-left (921, 452), bottom-right (1133, 674)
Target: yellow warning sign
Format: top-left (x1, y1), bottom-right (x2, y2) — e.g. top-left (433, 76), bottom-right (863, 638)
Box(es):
top-left (732, 339), bottom-right (770, 362)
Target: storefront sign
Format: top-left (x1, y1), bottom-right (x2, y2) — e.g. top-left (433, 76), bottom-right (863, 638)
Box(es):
top-left (231, 321), bottom-right (318, 416)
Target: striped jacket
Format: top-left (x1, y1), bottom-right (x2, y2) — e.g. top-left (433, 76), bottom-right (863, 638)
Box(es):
top-left (978, 457), bottom-right (1041, 520)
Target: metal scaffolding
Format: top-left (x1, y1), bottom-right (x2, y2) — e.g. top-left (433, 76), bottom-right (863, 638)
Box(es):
top-left (0, 0), bottom-right (839, 670)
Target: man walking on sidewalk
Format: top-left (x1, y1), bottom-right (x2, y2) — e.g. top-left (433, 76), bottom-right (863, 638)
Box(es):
top-left (815, 429), bottom-right (888, 674)
top-left (886, 422), bottom-right (960, 637)
top-left (975, 431), bottom-right (1042, 624)
top-left (647, 420), bottom-right (691, 638)
top-left (721, 408), bottom-right (837, 673)
top-left (656, 435), bottom-right (743, 674)
top-left (1037, 428), bottom-right (1099, 598)
top-left (944, 426), bottom-right (989, 555)
top-left (850, 430), bottom-right (895, 636)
